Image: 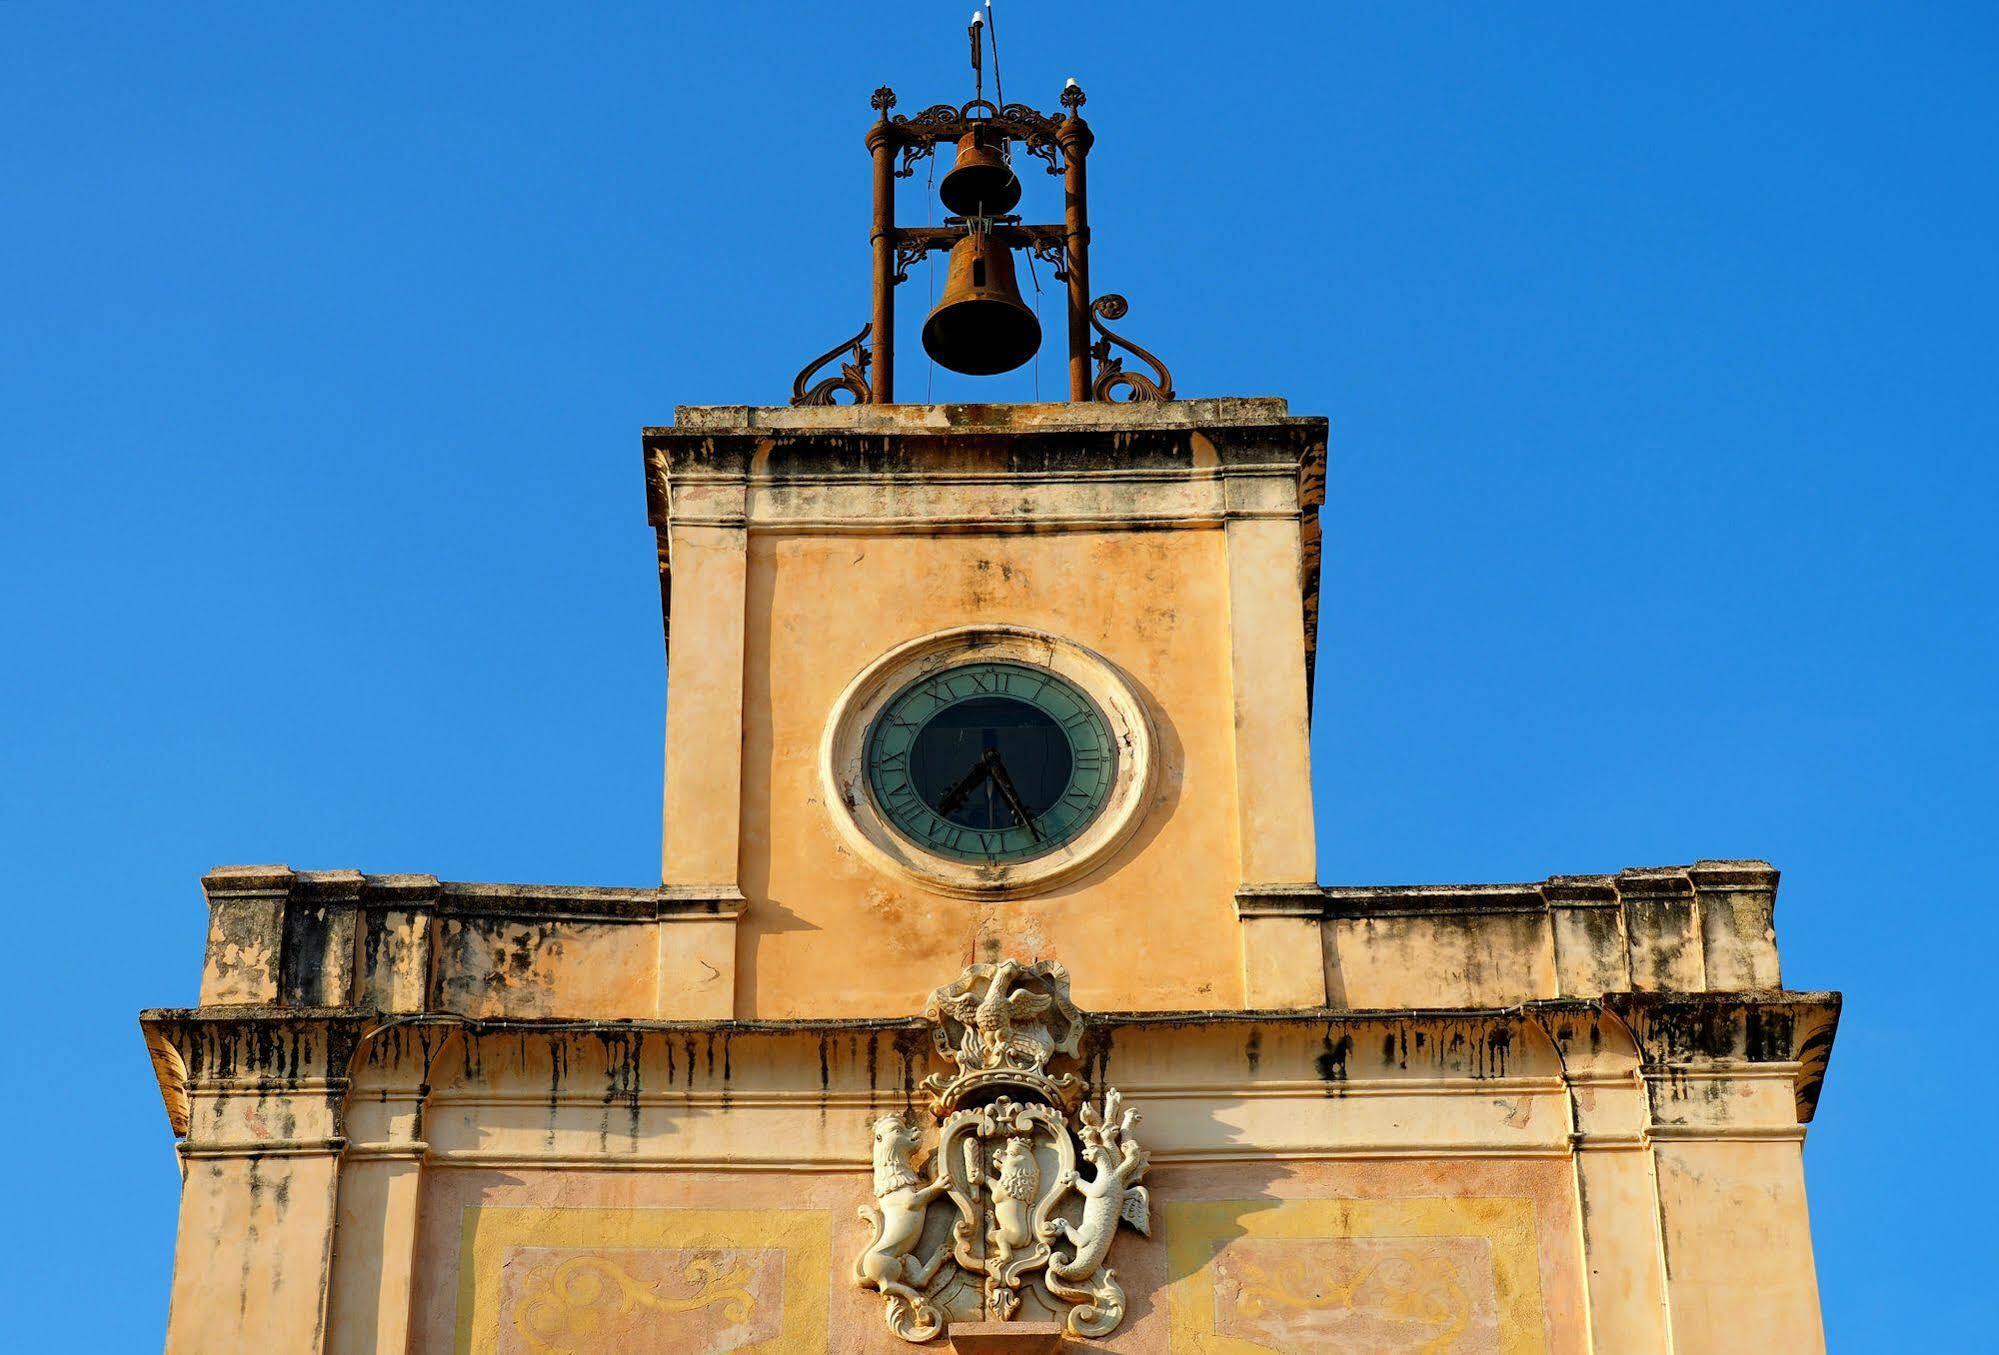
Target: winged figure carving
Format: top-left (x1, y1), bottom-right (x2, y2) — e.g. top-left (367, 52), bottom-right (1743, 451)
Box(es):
top-left (923, 958), bottom-right (1081, 1087)
top-left (937, 959), bottom-right (1054, 1069)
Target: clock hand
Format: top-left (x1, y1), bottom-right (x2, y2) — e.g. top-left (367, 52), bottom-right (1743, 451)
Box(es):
top-left (935, 758), bottom-right (992, 817)
top-left (984, 750), bottom-right (1042, 840)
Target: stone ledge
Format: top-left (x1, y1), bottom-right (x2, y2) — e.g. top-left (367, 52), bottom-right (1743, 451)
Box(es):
top-left (658, 396), bottom-right (1301, 434)
top-left (138, 994), bottom-right (1841, 1146)
top-left (948, 1322), bottom-right (1066, 1353)
top-left (1315, 862), bottom-right (1774, 918)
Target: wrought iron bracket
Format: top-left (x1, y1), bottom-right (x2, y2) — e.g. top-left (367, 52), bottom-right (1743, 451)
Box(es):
top-left (1028, 236), bottom-right (1070, 283)
top-left (890, 222), bottom-right (1067, 264)
top-left (1088, 296), bottom-right (1175, 402)
top-left (790, 323), bottom-right (874, 407)
top-left (890, 239), bottom-right (928, 285)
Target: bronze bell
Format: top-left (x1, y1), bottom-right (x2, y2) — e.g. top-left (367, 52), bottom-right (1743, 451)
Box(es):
top-left (937, 128), bottom-right (1021, 217)
top-left (921, 230), bottom-right (1041, 376)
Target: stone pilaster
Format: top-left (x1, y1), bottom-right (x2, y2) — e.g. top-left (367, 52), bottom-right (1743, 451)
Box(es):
top-left (146, 1010), bottom-right (364, 1355)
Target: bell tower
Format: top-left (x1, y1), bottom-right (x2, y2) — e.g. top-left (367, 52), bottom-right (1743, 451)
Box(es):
top-left (647, 39), bottom-right (1329, 1020)
top-left (142, 18), bottom-right (1842, 1354)
top-left (648, 396), bottom-right (1327, 1020)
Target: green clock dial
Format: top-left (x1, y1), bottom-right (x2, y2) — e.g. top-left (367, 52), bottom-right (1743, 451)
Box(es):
top-left (864, 660), bottom-right (1117, 865)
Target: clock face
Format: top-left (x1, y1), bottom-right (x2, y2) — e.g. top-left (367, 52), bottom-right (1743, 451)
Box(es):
top-left (864, 660), bottom-right (1118, 865)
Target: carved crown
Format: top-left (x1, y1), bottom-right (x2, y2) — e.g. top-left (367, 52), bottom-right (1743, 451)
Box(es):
top-left (920, 960), bottom-right (1082, 1112)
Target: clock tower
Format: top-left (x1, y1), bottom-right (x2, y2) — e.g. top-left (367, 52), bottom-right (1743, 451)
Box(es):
top-left (646, 396), bottom-right (1329, 1021)
top-left (143, 32), bottom-right (1842, 1355)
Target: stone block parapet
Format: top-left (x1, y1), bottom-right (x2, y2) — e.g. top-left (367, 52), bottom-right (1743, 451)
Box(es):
top-left (195, 858), bottom-right (1788, 1027)
top-left (195, 866), bottom-right (744, 1020)
top-left (1238, 859), bottom-right (1786, 1012)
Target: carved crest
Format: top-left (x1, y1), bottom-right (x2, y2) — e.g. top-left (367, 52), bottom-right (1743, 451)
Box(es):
top-left (856, 962), bottom-right (1150, 1341)
top-left (921, 959), bottom-right (1083, 1113)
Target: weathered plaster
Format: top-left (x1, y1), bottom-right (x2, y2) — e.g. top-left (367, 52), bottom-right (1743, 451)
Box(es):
top-left (145, 400), bottom-right (1840, 1354)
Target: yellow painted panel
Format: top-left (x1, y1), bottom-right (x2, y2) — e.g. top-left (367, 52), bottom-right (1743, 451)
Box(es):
top-left (1164, 1196), bottom-right (1547, 1354)
top-left (455, 1206), bottom-right (830, 1355)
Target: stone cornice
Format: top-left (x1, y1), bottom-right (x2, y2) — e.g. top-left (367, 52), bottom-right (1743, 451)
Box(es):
top-left (138, 993), bottom-right (1840, 1146)
top-left (642, 398), bottom-right (1331, 719)
top-left (205, 868), bottom-right (744, 923)
top-left (653, 396), bottom-right (1314, 436)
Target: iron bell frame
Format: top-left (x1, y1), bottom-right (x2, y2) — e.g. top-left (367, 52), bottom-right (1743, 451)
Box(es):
top-left (789, 83), bottom-right (1174, 406)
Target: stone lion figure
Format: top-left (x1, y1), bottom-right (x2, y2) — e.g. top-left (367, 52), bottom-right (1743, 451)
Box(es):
top-left (855, 1114), bottom-right (951, 1319)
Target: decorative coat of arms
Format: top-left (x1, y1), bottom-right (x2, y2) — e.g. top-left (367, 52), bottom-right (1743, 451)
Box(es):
top-left (854, 960), bottom-right (1152, 1341)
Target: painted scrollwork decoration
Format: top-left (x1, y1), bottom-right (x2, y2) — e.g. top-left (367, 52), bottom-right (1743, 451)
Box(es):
top-left (854, 961), bottom-right (1153, 1341)
top-left (1089, 295), bottom-right (1176, 403)
top-left (789, 323), bottom-right (873, 407)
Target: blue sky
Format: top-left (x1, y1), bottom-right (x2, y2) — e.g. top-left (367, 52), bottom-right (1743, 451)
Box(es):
top-left (3, 3), bottom-right (1994, 1347)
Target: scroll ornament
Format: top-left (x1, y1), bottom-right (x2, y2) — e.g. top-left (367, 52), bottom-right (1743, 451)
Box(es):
top-left (854, 960), bottom-right (1152, 1341)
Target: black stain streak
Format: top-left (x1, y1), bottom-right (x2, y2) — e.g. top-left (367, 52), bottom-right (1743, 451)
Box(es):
top-left (1315, 1027), bottom-right (1352, 1089)
top-left (1079, 1023), bottom-right (1116, 1094)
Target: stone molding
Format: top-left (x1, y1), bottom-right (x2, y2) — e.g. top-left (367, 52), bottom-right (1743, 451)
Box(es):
top-left (643, 399), bottom-right (1331, 729)
top-left (139, 992), bottom-right (1840, 1159)
top-left (662, 397), bottom-right (1305, 433)
top-left (1232, 882), bottom-right (1325, 918)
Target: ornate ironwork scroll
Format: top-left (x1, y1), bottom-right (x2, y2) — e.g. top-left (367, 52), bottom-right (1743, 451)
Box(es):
top-left (886, 97), bottom-right (1070, 177)
top-left (790, 323), bottom-right (873, 407)
top-left (1028, 236), bottom-right (1070, 282)
top-left (891, 239), bottom-right (929, 285)
top-left (1088, 295), bottom-right (1175, 402)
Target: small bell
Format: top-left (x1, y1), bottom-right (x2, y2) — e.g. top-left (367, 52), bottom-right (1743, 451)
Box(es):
top-left (937, 127), bottom-right (1021, 217)
top-left (921, 229), bottom-right (1041, 375)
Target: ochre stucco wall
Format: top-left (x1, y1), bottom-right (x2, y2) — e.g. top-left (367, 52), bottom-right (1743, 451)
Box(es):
top-left (412, 1159), bottom-right (1590, 1355)
top-left (144, 401), bottom-right (1837, 1355)
top-left (737, 528), bottom-right (1243, 1017)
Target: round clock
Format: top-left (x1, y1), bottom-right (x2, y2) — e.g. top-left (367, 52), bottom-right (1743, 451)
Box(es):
top-left (863, 661), bottom-right (1116, 865)
top-left (822, 627), bottom-right (1155, 898)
